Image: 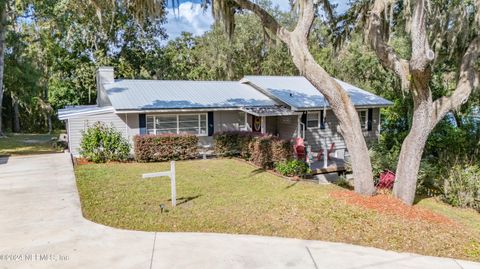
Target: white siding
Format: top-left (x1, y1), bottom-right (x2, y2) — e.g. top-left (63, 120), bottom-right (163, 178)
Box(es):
top-left (304, 108), bottom-right (381, 155)
top-left (277, 115), bottom-right (299, 140)
top-left (125, 113), bottom-right (140, 144)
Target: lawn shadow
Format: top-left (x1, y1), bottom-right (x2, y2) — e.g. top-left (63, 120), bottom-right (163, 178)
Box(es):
top-left (169, 195), bottom-right (202, 206)
top-left (285, 182), bottom-right (298, 189)
top-left (413, 194), bottom-right (433, 205)
top-left (250, 168), bottom-right (266, 176)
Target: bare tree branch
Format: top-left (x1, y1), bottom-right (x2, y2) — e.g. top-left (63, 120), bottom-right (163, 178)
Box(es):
top-left (367, 0), bottom-right (410, 90)
top-left (432, 36), bottom-right (480, 125)
top-left (232, 0), bottom-right (290, 41)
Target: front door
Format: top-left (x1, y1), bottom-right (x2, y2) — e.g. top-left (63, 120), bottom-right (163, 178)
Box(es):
top-left (252, 115), bottom-right (262, 132)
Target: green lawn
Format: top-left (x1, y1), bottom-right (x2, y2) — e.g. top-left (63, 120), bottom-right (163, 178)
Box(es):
top-left (0, 133), bottom-right (62, 156)
top-left (75, 159), bottom-right (480, 261)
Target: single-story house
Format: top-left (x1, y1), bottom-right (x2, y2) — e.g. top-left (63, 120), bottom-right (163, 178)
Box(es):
top-left (58, 67), bottom-right (392, 158)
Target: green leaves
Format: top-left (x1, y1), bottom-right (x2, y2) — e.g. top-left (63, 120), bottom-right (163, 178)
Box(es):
top-left (80, 122), bottom-right (131, 163)
top-left (274, 159), bottom-right (310, 177)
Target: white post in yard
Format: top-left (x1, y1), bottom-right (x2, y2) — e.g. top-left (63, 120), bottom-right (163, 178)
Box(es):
top-left (142, 161), bottom-right (176, 207)
top-left (170, 161), bottom-right (176, 207)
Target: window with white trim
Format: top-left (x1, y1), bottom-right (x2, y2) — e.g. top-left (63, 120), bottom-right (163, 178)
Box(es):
top-left (358, 110), bottom-right (368, 130)
top-left (307, 112), bottom-right (320, 129)
top-left (146, 114), bottom-right (207, 136)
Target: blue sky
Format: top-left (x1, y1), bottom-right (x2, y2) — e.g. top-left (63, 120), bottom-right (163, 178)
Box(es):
top-left (164, 0), bottom-right (349, 41)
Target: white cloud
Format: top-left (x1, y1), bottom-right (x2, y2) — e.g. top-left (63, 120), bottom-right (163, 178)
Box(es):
top-left (164, 2), bottom-right (214, 41)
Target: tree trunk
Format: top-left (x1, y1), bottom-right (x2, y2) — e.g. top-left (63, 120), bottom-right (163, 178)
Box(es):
top-left (288, 33), bottom-right (375, 195)
top-left (47, 116), bottom-right (52, 134)
top-left (393, 99), bottom-right (432, 204)
top-left (393, 72), bottom-right (433, 205)
top-left (12, 97), bottom-right (19, 133)
top-left (0, 5), bottom-right (6, 136)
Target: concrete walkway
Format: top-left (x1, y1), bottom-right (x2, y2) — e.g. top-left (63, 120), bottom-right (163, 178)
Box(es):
top-left (0, 153), bottom-right (479, 269)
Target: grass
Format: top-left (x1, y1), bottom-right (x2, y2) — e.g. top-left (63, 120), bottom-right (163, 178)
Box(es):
top-left (75, 158), bottom-right (480, 261)
top-left (0, 133), bottom-right (62, 156)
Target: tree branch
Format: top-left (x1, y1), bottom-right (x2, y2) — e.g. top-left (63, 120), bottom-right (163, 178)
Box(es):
top-left (292, 0), bottom-right (316, 40)
top-left (232, 0), bottom-right (290, 41)
top-left (431, 36), bottom-right (480, 125)
top-left (367, 0), bottom-right (410, 90)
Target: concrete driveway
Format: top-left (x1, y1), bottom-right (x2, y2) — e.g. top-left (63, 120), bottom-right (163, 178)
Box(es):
top-left (0, 153), bottom-right (479, 269)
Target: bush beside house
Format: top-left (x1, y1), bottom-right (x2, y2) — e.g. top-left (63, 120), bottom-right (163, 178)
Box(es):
top-left (213, 131), bottom-right (298, 173)
top-left (80, 122), bottom-right (131, 163)
top-left (213, 131), bottom-right (260, 158)
top-left (134, 134), bottom-right (199, 162)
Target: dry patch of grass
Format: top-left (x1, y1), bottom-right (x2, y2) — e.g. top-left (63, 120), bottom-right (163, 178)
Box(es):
top-left (75, 159), bottom-right (480, 261)
top-left (0, 133), bottom-right (61, 156)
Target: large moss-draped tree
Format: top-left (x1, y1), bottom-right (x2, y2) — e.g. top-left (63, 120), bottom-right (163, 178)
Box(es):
top-left (120, 0), bottom-right (377, 195)
top-left (356, 0), bottom-right (480, 204)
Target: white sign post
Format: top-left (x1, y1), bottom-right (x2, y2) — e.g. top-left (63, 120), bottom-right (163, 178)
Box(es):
top-left (142, 161), bottom-right (176, 207)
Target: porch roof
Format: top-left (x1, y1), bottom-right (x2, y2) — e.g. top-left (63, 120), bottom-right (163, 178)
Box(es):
top-left (240, 106), bottom-right (302, 117)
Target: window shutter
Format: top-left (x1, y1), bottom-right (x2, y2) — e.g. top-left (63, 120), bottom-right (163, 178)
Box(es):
top-left (208, 112), bottom-right (214, 136)
top-left (320, 111), bottom-right (325, 129)
top-left (139, 114), bottom-right (146, 135)
top-left (367, 109), bottom-right (373, 131)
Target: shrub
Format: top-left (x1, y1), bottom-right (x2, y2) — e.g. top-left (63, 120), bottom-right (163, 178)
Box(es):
top-left (80, 122), bottom-right (131, 163)
top-left (369, 142), bottom-right (400, 181)
top-left (134, 134), bottom-right (199, 162)
top-left (271, 139), bottom-right (293, 163)
top-left (250, 136), bottom-right (274, 169)
top-left (213, 131), bottom-right (293, 169)
top-left (213, 131), bottom-right (259, 157)
top-left (275, 159), bottom-right (310, 177)
top-left (441, 164), bottom-right (480, 212)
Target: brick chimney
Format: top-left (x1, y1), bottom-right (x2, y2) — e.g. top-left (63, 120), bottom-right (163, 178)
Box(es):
top-left (96, 66), bottom-right (114, 106)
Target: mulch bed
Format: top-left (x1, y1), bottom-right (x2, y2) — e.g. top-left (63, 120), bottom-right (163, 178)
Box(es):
top-left (331, 190), bottom-right (455, 225)
top-left (75, 158), bottom-right (92, 165)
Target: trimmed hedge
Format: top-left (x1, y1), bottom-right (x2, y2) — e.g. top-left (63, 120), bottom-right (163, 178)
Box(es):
top-left (213, 131), bottom-right (292, 169)
top-left (271, 139), bottom-right (293, 163)
top-left (250, 136), bottom-right (274, 168)
top-left (213, 131), bottom-right (260, 158)
top-left (134, 134), bottom-right (199, 162)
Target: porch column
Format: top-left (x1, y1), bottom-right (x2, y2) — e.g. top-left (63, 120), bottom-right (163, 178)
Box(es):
top-left (297, 115), bottom-right (301, 138)
top-left (261, 116), bottom-right (266, 134)
top-left (245, 112), bottom-right (251, 131)
top-left (323, 137), bottom-right (328, 168)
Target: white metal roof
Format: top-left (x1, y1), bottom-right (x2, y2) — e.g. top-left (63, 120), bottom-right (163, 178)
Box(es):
top-left (58, 105), bottom-right (115, 120)
top-left (103, 80), bottom-right (277, 110)
top-left (242, 76), bottom-right (393, 109)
